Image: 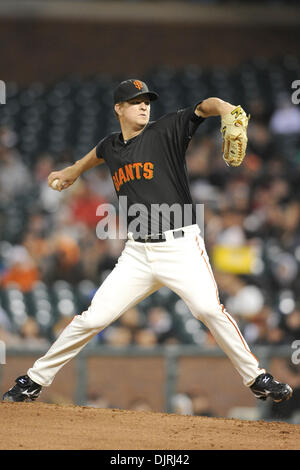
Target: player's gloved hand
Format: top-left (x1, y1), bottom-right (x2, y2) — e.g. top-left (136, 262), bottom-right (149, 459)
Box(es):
top-left (221, 105), bottom-right (250, 167)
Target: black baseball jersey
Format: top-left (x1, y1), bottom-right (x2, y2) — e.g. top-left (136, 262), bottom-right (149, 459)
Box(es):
top-left (95, 104), bottom-right (205, 236)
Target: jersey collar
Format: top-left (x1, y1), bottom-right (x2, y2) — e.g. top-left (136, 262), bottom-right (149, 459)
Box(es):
top-left (118, 122), bottom-right (151, 146)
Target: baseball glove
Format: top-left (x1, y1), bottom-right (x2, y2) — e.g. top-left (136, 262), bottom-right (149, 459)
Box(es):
top-left (221, 105), bottom-right (250, 167)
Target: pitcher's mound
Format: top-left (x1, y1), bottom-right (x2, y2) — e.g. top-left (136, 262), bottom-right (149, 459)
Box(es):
top-left (1, 402), bottom-right (300, 450)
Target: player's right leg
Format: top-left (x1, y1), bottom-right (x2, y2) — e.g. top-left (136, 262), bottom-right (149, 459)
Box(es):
top-left (152, 226), bottom-right (292, 403)
top-left (2, 241), bottom-right (162, 402)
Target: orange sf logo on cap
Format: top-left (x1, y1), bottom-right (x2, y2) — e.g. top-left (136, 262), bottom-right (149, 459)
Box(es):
top-left (133, 80), bottom-right (143, 90)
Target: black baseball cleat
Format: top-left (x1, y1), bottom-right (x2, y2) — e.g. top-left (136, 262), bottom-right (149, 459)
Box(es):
top-left (250, 373), bottom-right (293, 403)
top-left (2, 375), bottom-right (42, 402)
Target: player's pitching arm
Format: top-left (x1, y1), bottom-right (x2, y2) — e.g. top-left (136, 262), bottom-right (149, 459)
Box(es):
top-left (48, 147), bottom-right (104, 191)
top-left (195, 97), bottom-right (250, 168)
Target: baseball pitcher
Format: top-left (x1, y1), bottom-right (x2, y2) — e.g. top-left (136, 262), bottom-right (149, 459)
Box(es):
top-left (3, 79), bottom-right (292, 405)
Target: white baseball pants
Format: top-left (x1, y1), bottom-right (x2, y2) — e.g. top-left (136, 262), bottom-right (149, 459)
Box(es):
top-left (28, 224), bottom-right (264, 387)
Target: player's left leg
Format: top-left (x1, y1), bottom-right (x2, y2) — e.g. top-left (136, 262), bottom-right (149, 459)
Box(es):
top-left (153, 225), bottom-right (292, 402)
top-left (2, 240), bottom-right (162, 402)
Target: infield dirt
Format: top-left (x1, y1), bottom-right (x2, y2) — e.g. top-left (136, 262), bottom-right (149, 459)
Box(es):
top-left (0, 402), bottom-right (299, 450)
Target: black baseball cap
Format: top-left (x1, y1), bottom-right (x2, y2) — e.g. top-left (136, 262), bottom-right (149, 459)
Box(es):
top-left (113, 79), bottom-right (159, 104)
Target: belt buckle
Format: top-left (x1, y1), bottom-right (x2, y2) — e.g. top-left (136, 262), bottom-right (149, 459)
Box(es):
top-left (145, 233), bottom-right (164, 242)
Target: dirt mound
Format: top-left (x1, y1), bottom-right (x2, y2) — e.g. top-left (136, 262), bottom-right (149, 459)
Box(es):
top-left (1, 402), bottom-right (300, 450)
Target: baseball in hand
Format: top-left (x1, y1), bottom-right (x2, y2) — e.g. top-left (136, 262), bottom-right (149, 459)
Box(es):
top-left (51, 179), bottom-right (60, 190)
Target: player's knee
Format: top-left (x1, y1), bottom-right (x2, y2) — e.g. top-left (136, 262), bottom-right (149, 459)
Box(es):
top-left (77, 306), bottom-right (113, 331)
top-left (192, 302), bottom-right (221, 321)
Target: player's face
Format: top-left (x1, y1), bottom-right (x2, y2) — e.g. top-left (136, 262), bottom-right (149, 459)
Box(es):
top-left (116, 95), bottom-right (151, 128)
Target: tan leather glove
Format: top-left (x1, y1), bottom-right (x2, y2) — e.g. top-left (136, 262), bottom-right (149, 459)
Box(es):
top-left (221, 105), bottom-right (250, 167)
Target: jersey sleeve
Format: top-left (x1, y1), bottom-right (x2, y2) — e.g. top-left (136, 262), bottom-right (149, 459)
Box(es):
top-left (95, 136), bottom-right (108, 160)
top-left (156, 102), bottom-right (206, 156)
top-left (173, 102), bottom-right (205, 143)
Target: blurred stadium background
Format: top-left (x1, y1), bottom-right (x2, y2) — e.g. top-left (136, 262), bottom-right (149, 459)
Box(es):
top-left (0, 0), bottom-right (300, 422)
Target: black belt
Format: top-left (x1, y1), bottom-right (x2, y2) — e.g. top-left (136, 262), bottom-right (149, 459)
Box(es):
top-left (132, 229), bottom-right (185, 243)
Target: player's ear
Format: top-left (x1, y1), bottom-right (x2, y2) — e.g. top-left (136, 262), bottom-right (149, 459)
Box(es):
top-left (114, 103), bottom-right (122, 121)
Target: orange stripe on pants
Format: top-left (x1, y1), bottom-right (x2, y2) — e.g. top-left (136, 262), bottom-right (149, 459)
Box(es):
top-left (195, 236), bottom-right (259, 363)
